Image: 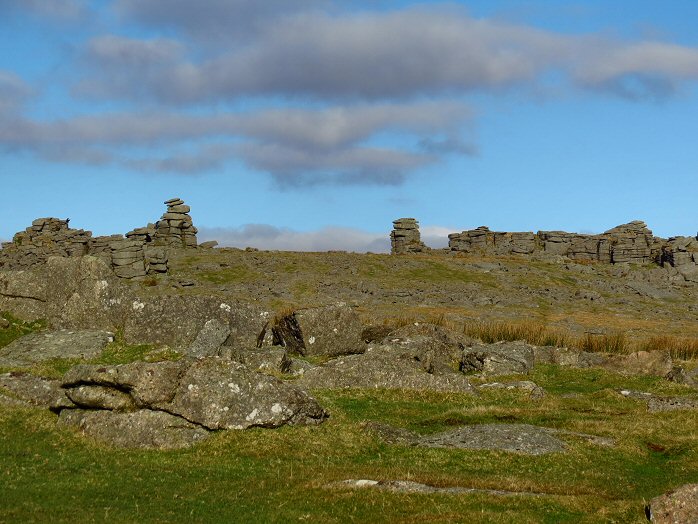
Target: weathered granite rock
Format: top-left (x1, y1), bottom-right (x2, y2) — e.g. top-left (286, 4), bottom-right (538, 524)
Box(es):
top-left (335, 479), bottom-right (544, 497)
top-left (366, 422), bottom-right (613, 455)
top-left (0, 372), bottom-right (74, 408)
top-left (391, 218), bottom-right (428, 254)
top-left (56, 358), bottom-right (327, 447)
top-left (647, 396), bottom-right (698, 413)
top-left (153, 198), bottom-right (198, 248)
top-left (0, 317), bottom-right (10, 329)
top-left (462, 341), bottom-right (535, 376)
top-left (224, 347), bottom-right (292, 374)
top-left (163, 357), bottom-right (327, 430)
top-left (382, 324), bottom-right (469, 374)
top-left (58, 409), bottom-right (210, 449)
top-left (186, 318), bottom-right (231, 358)
top-left (647, 483), bottom-right (698, 523)
top-left (61, 360), bottom-right (188, 407)
top-left (264, 304), bottom-right (365, 358)
top-left (478, 381), bottom-right (545, 399)
top-left (0, 329), bottom-right (114, 367)
top-left (296, 344), bottom-right (476, 393)
top-left (123, 295), bottom-right (265, 348)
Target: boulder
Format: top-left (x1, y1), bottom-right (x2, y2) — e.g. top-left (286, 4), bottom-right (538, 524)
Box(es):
top-left (0, 329), bottom-right (114, 367)
top-left (462, 341), bottom-right (535, 376)
top-left (265, 304), bottom-right (365, 358)
top-left (123, 295), bottom-right (265, 348)
top-left (58, 409), bottom-right (210, 450)
top-left (186, 318), bottom-right (231, 358)
top-left (296, 344), bottom-right (476, 393)
top-left (163, 357), bottom-right (327, 430)
top-left (383, 324), bottom-right (469, 374)
top-left (56, 358), bottom-right (328, 447)
top-left (647, 483), bottom-right (698, 523)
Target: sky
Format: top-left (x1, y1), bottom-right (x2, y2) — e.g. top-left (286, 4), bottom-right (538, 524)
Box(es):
top-left (1, 0), bottom-right (698, 252)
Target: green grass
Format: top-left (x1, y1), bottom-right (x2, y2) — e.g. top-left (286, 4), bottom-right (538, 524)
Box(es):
top-left (0, 313), bottom-right (46, 350)
top-left (2, 365), bottom-right (697, 522)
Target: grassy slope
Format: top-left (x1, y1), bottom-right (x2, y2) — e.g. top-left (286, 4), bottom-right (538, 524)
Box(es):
top-left (1, 366), bottom-right (697, 523)
top-left (2, 251), bottom-right (698, 522)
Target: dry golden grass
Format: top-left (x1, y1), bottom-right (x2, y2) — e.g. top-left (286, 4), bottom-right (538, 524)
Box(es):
top-left (641, 335), bottom-right (698, 360)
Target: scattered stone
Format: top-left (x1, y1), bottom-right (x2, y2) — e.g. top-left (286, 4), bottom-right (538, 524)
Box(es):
top-left (666, 366), bottom-right (698, 388)
top-left (647, 396), bottom-right (698, 413)
top-left (199, 241), bottom-right (219, 249)
top-left (0, 317), bottom-right (9, 329)
top-left (0, 329), bottom-right (114, 367)
top-left (647, 483), bottom-right (698, 523)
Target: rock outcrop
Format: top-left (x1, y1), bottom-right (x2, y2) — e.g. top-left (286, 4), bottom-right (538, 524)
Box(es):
top-left (0, 198), bottom-right (200, 279)
top-left (647, 483), bottom-right (698, 523)
top-left (390, 218), bottom-right (428, 254)
top-left (54, 357), bottom-right (328, 448)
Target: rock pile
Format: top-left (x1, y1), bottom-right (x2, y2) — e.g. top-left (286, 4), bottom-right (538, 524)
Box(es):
top-left (390, 218), bottom-right (428, 254)
top-left (0, 218), bottom-right (92, 269)
top-left (153, 198), bottom-right (198, 248)
top-left (0, 198), bottom-right (203, 278)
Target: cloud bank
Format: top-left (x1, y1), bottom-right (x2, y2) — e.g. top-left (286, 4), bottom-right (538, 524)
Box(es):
top-left (3, 1), bottom-right (698, 186)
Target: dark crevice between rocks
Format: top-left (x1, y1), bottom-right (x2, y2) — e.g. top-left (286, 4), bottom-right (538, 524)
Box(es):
top-left (0, 292), bottom-right (47, 302)
top-left (269, 313), bottom-right (306, 356)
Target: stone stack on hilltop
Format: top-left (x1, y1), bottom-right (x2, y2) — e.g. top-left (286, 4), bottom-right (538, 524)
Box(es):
top-left (153, 198), bottom-right (198, 248)
top-left (0, 218), bottom-right (92, 269)
top-left (390, 218), bottom-right (428, 254)
top-left (603, 221), bottom-right (655, 264)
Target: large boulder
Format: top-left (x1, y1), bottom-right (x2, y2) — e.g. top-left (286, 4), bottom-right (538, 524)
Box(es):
top-left (264, 304), bottom-right (365, 358)
top-left (296, 344), bottom-right (476, 393)
top-left (603, 351), bottom-right (673, 377)
top-left (647, 483), bottom-right (698, 523)
top-left (0, 329), bottom-right (114, 367)
top-left (56, 358), bottom-right (328, 447)
top-left (185, 318), bottom-right (231, 358)
top-left (123, 295), bottom-right (266, 348)
top-left (382, 324), bottom-right (470, 374)
top-left (462, 341), bottom-right (535, 376)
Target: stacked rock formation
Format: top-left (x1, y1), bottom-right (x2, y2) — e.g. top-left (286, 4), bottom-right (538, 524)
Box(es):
top-left (153, 198), bottom-right (198, 248)
top-left (0, 198), bottom-right (202, 278)
top-left (390, 218), bottom-right (428, 254)
top-left (0, 218), bottom-right (92, 269)
top-left (446, 220), bottom-right (664, 265)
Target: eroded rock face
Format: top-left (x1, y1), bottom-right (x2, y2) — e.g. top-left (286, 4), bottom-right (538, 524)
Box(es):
top-left (603, 351), bottom-right (673, 377)
top-left (0, 330), bottom-right (114, 367)
top-left (264, 304), bottom-right (365, 358)
top-left (390, 218), bottom-right (428, 254)
top-left (647, 483), bottom-right (698, 523)
top-left (56, 357), bottom-right (328, 448)
top-left (296, 344), bottom-right (476, 393)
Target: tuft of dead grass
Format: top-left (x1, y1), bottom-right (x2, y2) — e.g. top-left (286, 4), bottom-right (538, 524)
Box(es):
top-left (641, 335), bottom-right (698, 360)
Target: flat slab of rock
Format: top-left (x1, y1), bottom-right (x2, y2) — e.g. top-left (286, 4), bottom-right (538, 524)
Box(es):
top-left (0, 330), bottom-right (114, 367)
top-left (365, 422), bottom-right (613, 455)
top-left (58, 409), bottom-right (210, 449)
top-left (647, 483), bottom-right (698, 523)
top-left (185, 318), bottom-right (231, 358)
top-left (335, 479), bottom-right (544, 497)
top-left (297, 344), bottom-right (476, 393)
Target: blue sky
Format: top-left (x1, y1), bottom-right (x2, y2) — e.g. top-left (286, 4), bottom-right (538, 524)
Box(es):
top-left (1, 0), bottom-right (697, 251)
